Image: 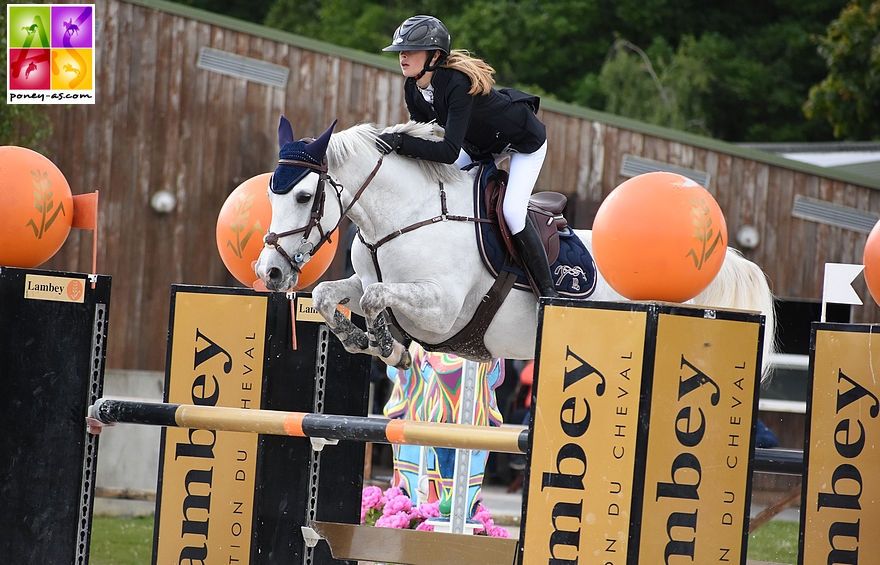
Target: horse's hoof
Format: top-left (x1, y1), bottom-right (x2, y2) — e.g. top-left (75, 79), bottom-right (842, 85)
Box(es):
top-left (393, 347), bottom-right (412, 371)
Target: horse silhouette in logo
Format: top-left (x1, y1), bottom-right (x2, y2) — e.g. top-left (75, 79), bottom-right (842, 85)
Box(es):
top-left (25, 61), bottom-right (38, 79)
top-left (63, 19), bottom-right (80, 37)
top-left (63, 63), bottom-right (81, 78)
top-left (22, 24), bottom-right (39, 35)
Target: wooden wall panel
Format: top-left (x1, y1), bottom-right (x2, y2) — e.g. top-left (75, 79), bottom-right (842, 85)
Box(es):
top-left (40, 0), bottom-right (880, 370)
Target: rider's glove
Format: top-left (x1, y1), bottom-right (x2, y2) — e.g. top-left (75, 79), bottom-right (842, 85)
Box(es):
top-left (377, 132), bottom-right (403, 154)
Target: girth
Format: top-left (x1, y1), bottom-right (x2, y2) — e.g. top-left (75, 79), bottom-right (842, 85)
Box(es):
top-left (357, 173), bottom-right (518, 362)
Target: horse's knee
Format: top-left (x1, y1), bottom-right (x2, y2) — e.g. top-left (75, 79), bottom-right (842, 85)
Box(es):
top-left (360, 283), bottom-right (387, 318)
top-left (311, 285), bottom-right (336, 317)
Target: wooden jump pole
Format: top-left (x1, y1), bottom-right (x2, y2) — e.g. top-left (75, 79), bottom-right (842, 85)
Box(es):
top-left (89, 399), bottom-right (802, 470)
top-left (89, 398), bottom-right (529, 454)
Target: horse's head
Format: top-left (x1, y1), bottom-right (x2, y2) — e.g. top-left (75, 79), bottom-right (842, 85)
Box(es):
top-left (255, 117), bottom-right (342, 291)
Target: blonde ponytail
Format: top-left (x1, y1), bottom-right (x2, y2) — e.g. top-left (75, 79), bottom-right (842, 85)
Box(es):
top-left (443, 50), bottom-right (495, 96)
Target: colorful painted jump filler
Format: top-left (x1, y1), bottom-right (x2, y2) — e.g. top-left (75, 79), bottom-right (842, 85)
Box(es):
top-left (383, 343), bottom-right (505, 527)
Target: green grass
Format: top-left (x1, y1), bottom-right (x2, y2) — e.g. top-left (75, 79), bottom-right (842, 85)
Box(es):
top-left (88, 516), bottom-right (154, 565)
top-left (87, 515), bottom-right (801, 565)
top-left (747, 520), bottom-right (800, 563)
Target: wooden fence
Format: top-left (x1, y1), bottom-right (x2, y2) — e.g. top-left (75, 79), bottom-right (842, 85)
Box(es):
top-left (40, 0), bottom-right (880, 370)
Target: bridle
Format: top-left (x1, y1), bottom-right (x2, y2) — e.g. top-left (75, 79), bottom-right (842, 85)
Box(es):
top-left (262, 155), bottom-right (384, 272)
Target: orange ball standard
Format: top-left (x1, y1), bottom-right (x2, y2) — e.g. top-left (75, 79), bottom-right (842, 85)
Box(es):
top-left (216, 173), bottom-right (338, 290)
top-left (863, 220), bottom-right (880, 306)
top-left (0, 146), bottom-right (73, 268)
top-left (592, 172), bottom-right (728, 303)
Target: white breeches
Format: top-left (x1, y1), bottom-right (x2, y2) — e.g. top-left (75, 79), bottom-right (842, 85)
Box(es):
top-left (455, 140), bottom-right (548, 235)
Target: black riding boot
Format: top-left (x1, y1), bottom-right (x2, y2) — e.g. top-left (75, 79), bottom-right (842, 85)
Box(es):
top-left (513, 217), bottom-right (559, 298)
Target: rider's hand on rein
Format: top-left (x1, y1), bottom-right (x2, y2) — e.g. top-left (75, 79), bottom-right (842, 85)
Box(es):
top-left (377, 132), bottom-right (403, 154)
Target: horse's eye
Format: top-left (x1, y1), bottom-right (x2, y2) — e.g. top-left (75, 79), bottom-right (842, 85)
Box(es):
top-left (296, 192), bottom-right (312, 204)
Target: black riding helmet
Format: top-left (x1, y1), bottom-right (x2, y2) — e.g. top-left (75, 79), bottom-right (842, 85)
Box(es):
top-left (383, 15), bottom-right (450, 79)
top-left (383, 15), bottom-right (450, 54)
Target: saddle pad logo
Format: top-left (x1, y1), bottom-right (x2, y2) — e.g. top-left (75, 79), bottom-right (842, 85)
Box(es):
top-left (553, 263), bottom-right (592, 294)
top-left (6, 4), bottom-right (96, 104)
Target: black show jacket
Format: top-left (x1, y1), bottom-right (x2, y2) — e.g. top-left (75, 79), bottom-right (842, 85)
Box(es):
top-left (398, 67), bottom-right (546, 163)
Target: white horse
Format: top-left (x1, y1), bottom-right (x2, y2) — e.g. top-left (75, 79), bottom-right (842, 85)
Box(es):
top-left (255, 118), bottom-right (776, 376)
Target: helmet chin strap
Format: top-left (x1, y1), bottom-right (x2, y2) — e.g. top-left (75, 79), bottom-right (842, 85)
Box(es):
top-left (414, 51), bottom-right (445, 81)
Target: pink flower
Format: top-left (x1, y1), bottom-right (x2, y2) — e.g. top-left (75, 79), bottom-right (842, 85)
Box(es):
top-left (472, 505), bottom-right (494, 527)
top-left (380, 486), bottom-right (404, 504)
top-left (470, 504), bottom-right (509, 537)
top-left (414, 502), bottom-right (441, 520)
top-left (361, 485), bottom-right (385, 524)
top-left (361, 485), bottom-right (383, 509)
top-left (376, 511), bottom-right (412, 529)
top-left (359, 486), bottom-right (506, 536)
top-left (383, 493), bottom-right (413, 516)
top-left (487, 525), bottom-right (510, 538)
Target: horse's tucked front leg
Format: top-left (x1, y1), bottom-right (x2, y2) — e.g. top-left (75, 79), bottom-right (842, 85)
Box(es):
top-left (330, 308), bottom-right (370, 352)
top-left (360, 281), bottom-right (456, 371)
top-left (367, 311), bottom-right (411, 370)
top-left (313, 276), bottom-right (374, 356)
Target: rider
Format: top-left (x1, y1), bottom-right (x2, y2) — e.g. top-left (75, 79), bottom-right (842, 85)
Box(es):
top-left (378, 15), bottom-right (558, 298)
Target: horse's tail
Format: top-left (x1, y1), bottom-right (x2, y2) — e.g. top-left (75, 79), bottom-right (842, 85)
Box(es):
top-left (692, 247), bottom-right (777, 382)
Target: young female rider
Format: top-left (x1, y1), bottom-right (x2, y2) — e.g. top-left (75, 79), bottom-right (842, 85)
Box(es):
top-left (378, 15), bottom-right (558, 298)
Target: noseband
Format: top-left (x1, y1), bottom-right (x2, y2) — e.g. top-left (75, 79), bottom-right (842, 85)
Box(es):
top-left (263, 155), bottom-right (384, 273)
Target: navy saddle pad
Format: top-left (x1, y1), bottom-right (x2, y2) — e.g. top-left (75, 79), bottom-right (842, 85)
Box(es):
top-left (471, 162), bottom-right (596, 298)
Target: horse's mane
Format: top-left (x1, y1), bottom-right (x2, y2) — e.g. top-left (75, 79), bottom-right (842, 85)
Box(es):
top-left (327, 122), bottom-right (467, 185)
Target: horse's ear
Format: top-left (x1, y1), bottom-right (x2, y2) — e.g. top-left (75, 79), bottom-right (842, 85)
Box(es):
top-left (278, 116), bottom-right (294, 148)
top-left (304, 119), bottom-right (337, 162)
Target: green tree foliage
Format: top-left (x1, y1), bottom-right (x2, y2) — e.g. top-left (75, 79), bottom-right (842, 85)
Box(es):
top-left (804, 0), bottom-right (880, 139)
top-left (446, 1), bottom-right (612, 98)
top-left (171, 0), bottom-right (274, 24)
top-left (263, 0), bottom-right (468, 53)
top-left (595, 37), bottom-right (713, 135)
top-left (582, 0), bottom-right (843, 141)
top-left (581, 27), bottom-right (830, 142)
top-left (1, 1), bottom-right (53, 148)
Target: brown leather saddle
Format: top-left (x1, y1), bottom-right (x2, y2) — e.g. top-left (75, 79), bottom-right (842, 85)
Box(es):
top-left (484, 170), bottom-right (568, 297)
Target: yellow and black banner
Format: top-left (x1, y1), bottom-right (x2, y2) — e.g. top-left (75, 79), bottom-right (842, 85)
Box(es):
top-left (155, 290), bottom-right (267, 564)
top-left (802, 324), bottom-right (880, 565)
top-left (637, 313), bottom-right (760, 565)
top-left (522, 301), bottom-right (762, 565)
top-left (523, 303), bottom-right (648, 565)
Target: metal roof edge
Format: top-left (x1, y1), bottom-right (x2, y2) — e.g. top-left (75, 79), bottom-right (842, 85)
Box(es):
top-left (739, 141), bottom-right (880, 153)
top-left (122, 0), bottom-right (880, 192)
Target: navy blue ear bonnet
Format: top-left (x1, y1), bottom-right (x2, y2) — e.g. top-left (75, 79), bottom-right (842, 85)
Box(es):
top-left (271, 117), bottom-right (337, 195)
top-left (271, 141), bottom-right (323, 195)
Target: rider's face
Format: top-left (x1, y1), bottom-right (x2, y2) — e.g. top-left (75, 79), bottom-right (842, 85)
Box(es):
top-left (398, 50), bottom-right (433, 79)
